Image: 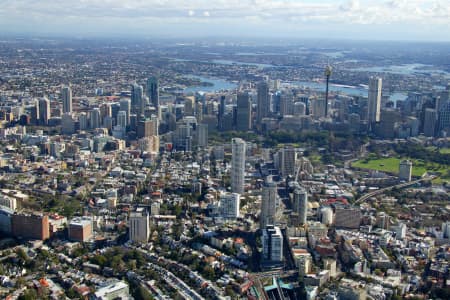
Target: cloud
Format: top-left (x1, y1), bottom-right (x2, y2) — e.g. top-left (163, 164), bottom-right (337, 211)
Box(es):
top-left (1, 0), bottom-right (449, 24)
top-left (0, 0), bottom-right (448, 40)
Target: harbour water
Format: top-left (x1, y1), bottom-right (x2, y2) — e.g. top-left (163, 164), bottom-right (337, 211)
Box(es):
top-left (185, 75), bottom-right (407, 103)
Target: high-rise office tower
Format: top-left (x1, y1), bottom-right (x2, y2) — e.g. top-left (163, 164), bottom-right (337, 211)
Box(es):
top-left (272, 91), bottom-right (281, 114)
top-left (117, 111), bottom-right (128, 129)
top-left (280, 92), bottom-right (294, 116)
top-left (100, 103), bottom-right (112, 120)
top-left (38, 97), bottom-right (51, 125)
top-left (61, 113), bottom-right (75, 135)
top-left (231, 138), bottom-right (246, 194)
top-left (312, 98), bottom-right (327, 119)
top-left (276, 146), bottom-right (296, 177)
top-left (29, 99), bottom-right (39, 125)
top-left (293, 102), bottom-right (306, 116)
top-left (131, 83), bottom-right (144, 115)
top-left (90, 108), bottom-right (101, 129)
top-left (79, 112), bottom-right (88, 130)
top-left (62, 86), bottom-right (72, 114)
top-left (236, 92), bottom-right (252, 131)
top-left (438, 103), bottom-right (450, 133)
top-left (147, 77), bottom-right (159, 109)
top-left (256, 81), bottom-right (270, 124)
top-left (137, 117), bottom-right (158, 138)
top-left (196, 123), bottom-right (208, 148)
top-left (218, 95), bottom-right (226, 131)
top-left (129, 207), bottom-right (150, 243)
top-left (195, 102), bottom-right (203, 122)
top-left (293, 188), bottom-right (308, 225)
top-left (219, 193), bottom-right (240, 219)
top-left (120, 98), bottom-right (131, 124)
top-left (368, 77), bottom-right (382, 125)
top-left (423, 108), bottom-right (438, 137)
top-left (260, 177), bottom-right (278, 229)
top-left (184, 96), bottom-right (195, 116)
top-left (262, 225), bottom-right (283, 262)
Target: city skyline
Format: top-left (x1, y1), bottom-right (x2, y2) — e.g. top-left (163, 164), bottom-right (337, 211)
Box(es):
top-left (1, 0), bottom-right (449, 42)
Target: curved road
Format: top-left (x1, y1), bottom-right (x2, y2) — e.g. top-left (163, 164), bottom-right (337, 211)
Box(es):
top-left (354, 175), bottom-right (435, 205)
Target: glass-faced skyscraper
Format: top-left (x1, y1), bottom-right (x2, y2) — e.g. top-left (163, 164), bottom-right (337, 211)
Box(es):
top-left (131, 83), bottom-right (144, 115)
top-left (62, 86), bottom-right (72, 114)
top-left (147, 77), bottom-right (159, 109)
top-left (256, 81), bottom-right (270, 124)
top-left (236, 92), bottom-right (252, 131)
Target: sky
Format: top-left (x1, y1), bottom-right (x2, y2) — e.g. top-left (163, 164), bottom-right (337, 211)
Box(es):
top-left (0, 0), bottom-right (449, 41)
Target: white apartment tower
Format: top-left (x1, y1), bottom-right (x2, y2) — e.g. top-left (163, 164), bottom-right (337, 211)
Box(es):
top-left (399, 160), bottom-right (413, 182)
top-left (231, 138), bottom-right (246, 194)
top-left (368, 76), bottom-right (382, 124)
top-left (293, 187), bottom-right (308, 225)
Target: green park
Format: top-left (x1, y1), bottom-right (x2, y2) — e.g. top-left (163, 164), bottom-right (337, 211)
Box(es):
top-left (352, 156), bottom-right (450, 183)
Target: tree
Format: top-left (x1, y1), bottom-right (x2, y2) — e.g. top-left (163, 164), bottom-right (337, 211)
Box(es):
top-left (18, 288), bottom-right (38, 300)
top-left (133, 285), bottom-right (154, 300)
top-left (201, 265), bottom-right (216, 280)
top-left (91, 254), bottom-right (107, 267)
top-left (16, 248), bottom-right (29, 264)
top-left (374, 269), bottom-right (383, 276)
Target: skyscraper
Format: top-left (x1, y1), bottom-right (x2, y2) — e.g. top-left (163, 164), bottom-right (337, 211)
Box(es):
top-left (423, 108), bottom-right (437, 137)
top-left (117, 111), bottom-right (128, 129)
top-left (438, 103), bottom-right (450, 133)
top-left (129, 207), bottom-right (149, 243)
top-left (218, 95), bottom-right (226, 131)
top-left (90, 108), bottom-right (101, 129)
top-left (184, 96), bottom-right (195, 117)
top-left (147, 77), bottom-right (159, 109)
top-left (262, 225), bottom-right (283, 262)
top-left (196, 123), bottom-right (208, 148)
top-left (137, 117), bottom-right (158, 138)
top-left (120, 98), bottom-right (131, 124)
top-left (131, 83), bottom-right (144, 115)
top-left (279, 92), bottom-right (294, 116)
top-left (220, 193), bottom-right (240, 219)
top-left (260, 177), bottom-right (278, 228)
top-left (79, 112), bottom-right (88, 130)
top-left (38, 97), bottom-right (51, 125)
top-left (293, 188), bottom-right (308, 225)
top-left (256, 81), bottom-right (270, 124)
top-left (236, 92), bottom-right (252, 131)
top-left (276, 146), bottom-right (296, 177)
top-left (312, 98), bottom-right (326, 119)
top-left (399, 160), bottom-right (413, 182)
top-left (368, 77), bottom-right (382, 125)
top-left (62, 86), bottom-right (72, 114)
top-left (231, 138), bottom-right (246, 194)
